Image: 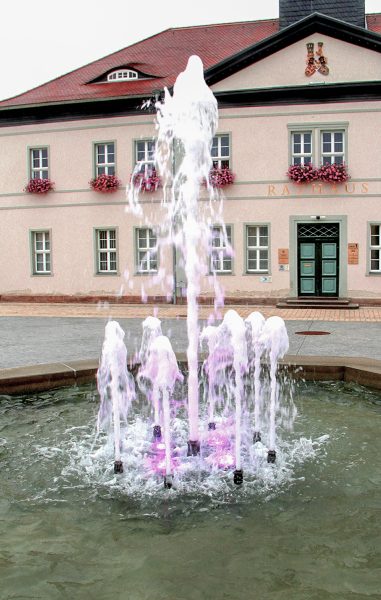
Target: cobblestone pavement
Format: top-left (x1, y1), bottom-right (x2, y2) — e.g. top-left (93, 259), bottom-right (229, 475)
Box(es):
top-left (1, 302), bottom-right (381, 368)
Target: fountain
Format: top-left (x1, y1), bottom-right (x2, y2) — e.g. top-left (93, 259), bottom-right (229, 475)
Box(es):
top-left (2, 55), bottom-right (380, 600)
top-left (95, 55), bottom-right (296, 487)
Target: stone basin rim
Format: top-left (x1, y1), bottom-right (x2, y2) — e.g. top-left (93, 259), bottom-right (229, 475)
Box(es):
top-left (0, 354), bottom-right (381, 395)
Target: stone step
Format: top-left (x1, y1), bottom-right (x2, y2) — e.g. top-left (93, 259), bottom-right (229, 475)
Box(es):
top-left (277, 298), bottom-right (359, 310)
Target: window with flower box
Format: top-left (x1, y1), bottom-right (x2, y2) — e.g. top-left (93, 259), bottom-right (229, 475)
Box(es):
top-left (135, 140), bottom-right (156, 177)
top-left (31, 230), bottom-right (51, 275)
top-left (95, 143), bottom-right (115, 176)
top-left (246, 225), bottom-right (269, 273)
top-left (136, 228), bottom-right (158, 273)
top-left (288, 123), bottom-right (348, 167)
top-left (369, 224), bottom-right (381, 273)
top-left (211, 135), bottom-right (230, 168)
top-left (210, 225), bottom-right (232, 273)
top-left (96, 229), bottom-right (117, 274)
top-left (30, 147), bottom-right (49, 179)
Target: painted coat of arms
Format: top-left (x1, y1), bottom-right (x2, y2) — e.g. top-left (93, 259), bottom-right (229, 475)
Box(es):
top-left (305, 42), bottom-right (329, 76)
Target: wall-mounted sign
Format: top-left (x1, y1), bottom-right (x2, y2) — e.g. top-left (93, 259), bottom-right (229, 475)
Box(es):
top-left (278, 248), bottom-right (289, 264)
top-left (348, 243), bottom-right (359, 265)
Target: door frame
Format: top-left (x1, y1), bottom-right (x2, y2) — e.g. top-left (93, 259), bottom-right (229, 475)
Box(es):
top-left (289, 215), bottom-right (347, 298)
top-left (298, 235), bottom-right (339, 297)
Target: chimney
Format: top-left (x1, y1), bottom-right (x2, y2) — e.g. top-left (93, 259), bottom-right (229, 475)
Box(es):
top-left (279, 0), bottom-right (366, 29)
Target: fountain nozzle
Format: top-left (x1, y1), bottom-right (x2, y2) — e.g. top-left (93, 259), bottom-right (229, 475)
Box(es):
top-left (233, 469), bottom-right (243, 485)
top-left (187, 440), bottom-right (201, 456)
top-left (114, 460), bottom-right (124, 474)
top-left (208, 422), bottom-right (216, 431)
top-left (164, 474), bottom-right (173, 489)
top-left (153, 425), bottom-right (162, 440)
top-left (267, 450), bottom-right (276, 464)
top-left (253, 431), bottom-right (261, 443)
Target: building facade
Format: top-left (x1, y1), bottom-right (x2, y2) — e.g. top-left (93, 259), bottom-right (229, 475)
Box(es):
top-left (0, 1), bottom-right (380, 305)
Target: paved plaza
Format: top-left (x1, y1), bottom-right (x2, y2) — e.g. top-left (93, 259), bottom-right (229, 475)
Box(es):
top-left (0, 302), bottom-right (381, 369)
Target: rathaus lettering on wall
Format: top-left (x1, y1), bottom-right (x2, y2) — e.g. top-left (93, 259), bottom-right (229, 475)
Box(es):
top-left (267, 182), bottom-right (369, 196)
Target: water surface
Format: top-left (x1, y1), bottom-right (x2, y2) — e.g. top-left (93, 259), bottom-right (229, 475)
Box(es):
top-left (0, 381), bottom-right (380, 599)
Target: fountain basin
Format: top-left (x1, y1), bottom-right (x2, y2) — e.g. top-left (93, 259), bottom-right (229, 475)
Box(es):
top-left (1, 354), bottom-right (380, 395)
top-left (1, 380), bottom-right (380, 598)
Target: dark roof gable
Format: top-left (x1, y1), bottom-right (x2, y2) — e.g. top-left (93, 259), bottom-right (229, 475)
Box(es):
top-left (205, 12), bottom-right (381, 86)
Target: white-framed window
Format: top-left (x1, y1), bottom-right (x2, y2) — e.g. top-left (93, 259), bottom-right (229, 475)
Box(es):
top-left (30, 147), bottom-right (49, 179)
top-left (136, 228), bottom-right (158, 273)
top-left (246, 225), bottom-right (269, 273)
top-left (291, 131), bottom-right (312, 165)
top-left (321, 130), bottom-right (345, 165)
top-left (96, 229), bottom-right (117, 273)
top-left (107, 69), bottom-right (138, 82)
top-left (31, 230), bottom-right (51, 274)
top-left (95, 143), bottom-right (115, 176)
top-left (211, 134), bottom-right (230, 168)
top-left (211, 225), bottom-right (232, 273)
top-left (370, 224), bottom-right (381, 273)
top-left (289, 123), bottom-right (348, 167)
top-left (135, 140), bottom-right (156, 177)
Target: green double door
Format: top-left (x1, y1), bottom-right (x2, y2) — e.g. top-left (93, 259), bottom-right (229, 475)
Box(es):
top-left (298, 231), bottom-right (339, 297)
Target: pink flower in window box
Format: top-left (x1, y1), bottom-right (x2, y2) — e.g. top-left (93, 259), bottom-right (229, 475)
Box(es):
top-left (132, 169), bottom-right (161, 192)
top-left (25, 178), bottom-right (54, 194)
top-left (208, 167), bottom-right (235, 188)
top-left (287, 164), bottom-right (319, 184)
top-left (90, 174), bottom-right (121, 193)
top-left (318, 163), bottom-right (349, 183)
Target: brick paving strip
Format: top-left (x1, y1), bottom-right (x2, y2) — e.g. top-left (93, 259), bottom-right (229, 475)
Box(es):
top-left (0, 302), bottom-right (381, 322)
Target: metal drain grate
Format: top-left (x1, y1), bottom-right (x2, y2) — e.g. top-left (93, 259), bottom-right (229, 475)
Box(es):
top-left (295, 331), bottom-right (331, 336)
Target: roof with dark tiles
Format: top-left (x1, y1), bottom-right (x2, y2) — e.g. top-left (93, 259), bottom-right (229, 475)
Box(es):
top-left (0, 12), bottom-right (380, 109)
top-left (279, 0), bottom-right (366, 29)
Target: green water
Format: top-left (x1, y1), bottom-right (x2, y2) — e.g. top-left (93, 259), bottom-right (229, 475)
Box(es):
top-left (0, 382), bottom-right (380, 600)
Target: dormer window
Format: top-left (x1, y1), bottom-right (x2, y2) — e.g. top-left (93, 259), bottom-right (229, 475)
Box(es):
top-left (107, 69), bottom-right (138, 82)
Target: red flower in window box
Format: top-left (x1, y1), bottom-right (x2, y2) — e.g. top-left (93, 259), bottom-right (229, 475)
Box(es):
top-left (25, 178), bottom-right (54, 194)
top-left (287, 164), bottom-right (319, 184)
top-left (132, 169), bottom-right (161, 192)
top-left (90, 174), bottom-right (121, 193)
top-left (318, 163), bottom-right (349, 183)
top-left (208, 167), bottom-right (235, 188)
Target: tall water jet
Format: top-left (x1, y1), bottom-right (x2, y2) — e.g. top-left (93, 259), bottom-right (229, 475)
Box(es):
top-left (155, 55), bottom-right (218, 454)
top-left (97, 321), bottom-right (136, 473)
top-left (120, 56), bottom-right (297, 487)
top-left (245, 311), bottom-right (266, 443)
top-left (220, 310), bottom-right (248, 484)
top-left (138, 316), bottom-right (163, 438)
top-left (137, 335), bottom-right (183, 487)
top-left (259, 316), bottom-right (289, 463)
top-left (200, 325), bottom-right (219, 429)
